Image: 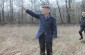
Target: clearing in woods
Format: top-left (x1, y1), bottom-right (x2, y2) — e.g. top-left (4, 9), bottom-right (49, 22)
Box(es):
top-left (0, 25), bottom-right (85, 55)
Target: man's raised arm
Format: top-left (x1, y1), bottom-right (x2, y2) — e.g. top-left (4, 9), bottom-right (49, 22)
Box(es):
top-left (22, 6), bottom-right (39, 19)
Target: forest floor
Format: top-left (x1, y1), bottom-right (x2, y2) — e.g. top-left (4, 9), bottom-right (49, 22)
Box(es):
top-left (0, 25), bottom-right (85, 55)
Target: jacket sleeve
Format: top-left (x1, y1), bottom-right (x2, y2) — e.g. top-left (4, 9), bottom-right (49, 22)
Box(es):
top-left (52, 18), bottom-right (57, 37)
top-left (80, 18), bottom-right (81, 24)
top-left (25, 10), bottom-right (39, 19)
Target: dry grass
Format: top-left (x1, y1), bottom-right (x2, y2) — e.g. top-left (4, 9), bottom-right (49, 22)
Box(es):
top-left (0, 25), bottom-right (85, 55)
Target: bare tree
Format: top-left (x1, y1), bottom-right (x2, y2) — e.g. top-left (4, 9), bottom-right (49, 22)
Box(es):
top-left (21, 0), bottom-right (24, 24)
top-left (1, 0), bottom-right (5, 24)
top-left (40, 0), bottom-right (50, 5)
top-left (81, 0), bottom-right (85, 11)
top-left (0, 1), bottom-right (2, 23)
top-left (65, 0), bottom-right (71, 24)
top-left (9, 0), bottom-right (14, 24)
top-left (40, 0), bottom-right (46, 5)
top-left (56, 1), bottom-right (63, 23)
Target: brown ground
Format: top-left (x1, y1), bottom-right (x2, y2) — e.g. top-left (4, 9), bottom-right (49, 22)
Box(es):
top-left (0, 25), bottom-right (85, 55)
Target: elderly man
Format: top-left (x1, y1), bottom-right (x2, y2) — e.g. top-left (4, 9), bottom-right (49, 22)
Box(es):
top-left (22, 5), bottom-right (57, 55)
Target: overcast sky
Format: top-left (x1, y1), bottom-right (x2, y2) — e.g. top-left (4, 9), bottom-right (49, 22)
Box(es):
top-left (4, 0), bottom-right (82, 11)
top-left (24, 0), bottom-right (82, 6)
top-left (51, 0), bottom-right (82, 5)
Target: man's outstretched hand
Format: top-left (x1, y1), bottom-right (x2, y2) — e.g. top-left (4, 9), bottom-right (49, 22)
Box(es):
top-left (21, 5), bottom-right (27, 11)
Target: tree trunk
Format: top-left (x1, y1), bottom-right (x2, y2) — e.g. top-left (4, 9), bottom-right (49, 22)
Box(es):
top-left (81, 0), bottom-right (85, 11)
top-left (10, 0), bottom-right (13, 24)
top-left (1, 0), bottom-right (5, 24)
top-left (56, 1), bottom-right (63, 23)
top-left (65, 0), bottom-right (71, 24)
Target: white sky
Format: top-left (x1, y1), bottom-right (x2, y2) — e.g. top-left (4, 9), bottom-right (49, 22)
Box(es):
top-left (24, 0), bottom-right (82, 6)
top-left (4, 0), bottom-right (82, 11)
top-left (51, 0), bottom-right (82, 5)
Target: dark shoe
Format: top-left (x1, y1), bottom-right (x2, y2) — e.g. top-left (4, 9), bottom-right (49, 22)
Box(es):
top-left (79, 37), bottom-right (83, 40)
top-left (47, 52), bottom-right (52, 55)
top-left (40, 53), bottom-right (45, 55)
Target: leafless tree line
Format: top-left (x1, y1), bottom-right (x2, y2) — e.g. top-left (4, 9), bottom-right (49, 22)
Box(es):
top-left (0, 0), bottom-right (85, 25)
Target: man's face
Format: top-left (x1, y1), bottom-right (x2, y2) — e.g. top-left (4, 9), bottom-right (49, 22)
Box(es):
top-left (82, 12), bottom-right (85, 17)
top-left (41, 8), bottom-right (50, 15)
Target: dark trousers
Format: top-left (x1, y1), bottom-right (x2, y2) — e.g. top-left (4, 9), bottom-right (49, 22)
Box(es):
top-left (39, 33), bottom-right (52, 55)
top-left (79, 26), bottom-right (85, 38)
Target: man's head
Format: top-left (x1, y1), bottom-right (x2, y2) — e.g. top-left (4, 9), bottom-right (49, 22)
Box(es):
top-left (82, 12), bottom-right (85, 17)
top-left (41, 6), bottom-right (51, 16)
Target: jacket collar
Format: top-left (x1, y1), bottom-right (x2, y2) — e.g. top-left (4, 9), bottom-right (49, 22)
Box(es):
top-left (82, 16), bottom-right (85, 19)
